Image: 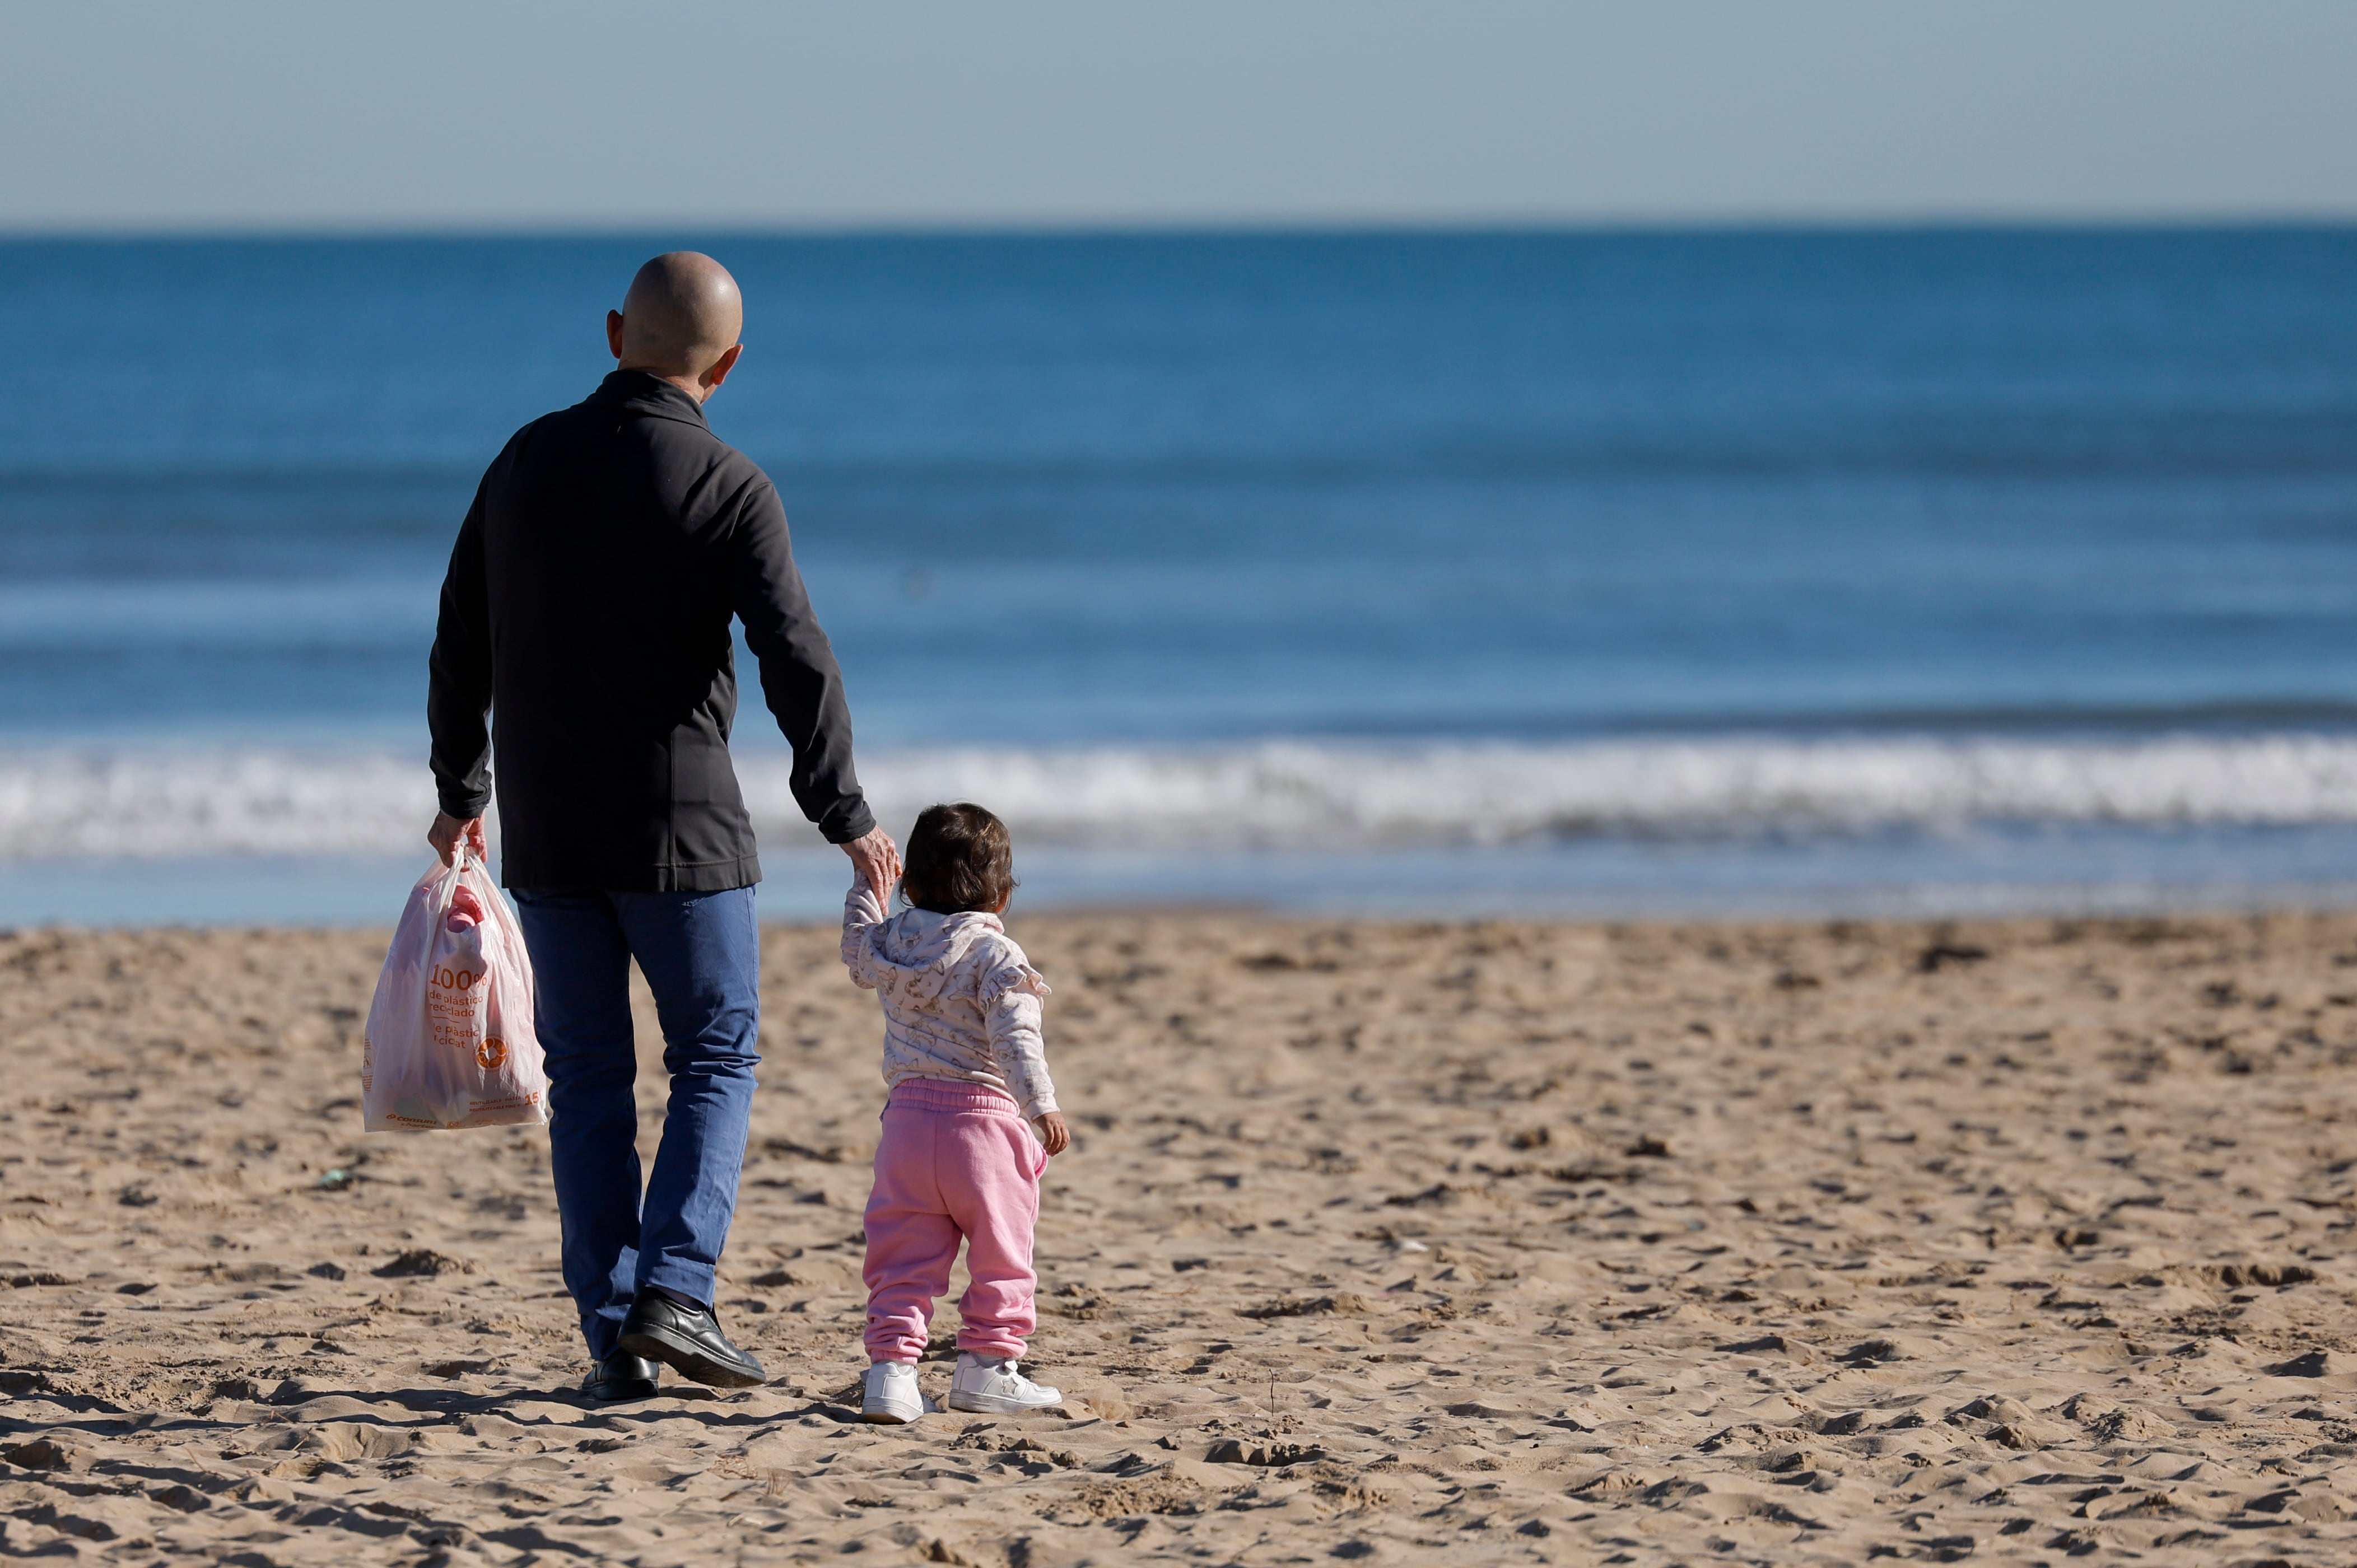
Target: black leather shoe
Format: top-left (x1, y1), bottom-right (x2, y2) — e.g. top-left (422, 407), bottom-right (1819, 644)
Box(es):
top-left (581, 1350), bottom-right (660, 1403)
top-left (616, 1290), bottom-right (766, 1388)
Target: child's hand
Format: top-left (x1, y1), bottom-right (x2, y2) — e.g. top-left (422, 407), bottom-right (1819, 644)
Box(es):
top-left (1033, 1113), bottom-right (1070, 1156)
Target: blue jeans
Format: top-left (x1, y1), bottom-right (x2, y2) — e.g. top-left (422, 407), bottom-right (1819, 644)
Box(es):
top-left (512, 886), bottom-right (760, 1360)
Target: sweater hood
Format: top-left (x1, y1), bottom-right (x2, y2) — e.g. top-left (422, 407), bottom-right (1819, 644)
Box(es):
top-left (855, 907), bottom-right (1007, 1006)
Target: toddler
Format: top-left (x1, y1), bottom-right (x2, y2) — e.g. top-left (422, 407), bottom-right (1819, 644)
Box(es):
top-left (842, 802), bottom-right (1070, 1423)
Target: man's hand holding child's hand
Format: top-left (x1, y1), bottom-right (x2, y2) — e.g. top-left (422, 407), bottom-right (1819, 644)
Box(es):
top-left (1034, 1113), bottom-right (1070, 1156)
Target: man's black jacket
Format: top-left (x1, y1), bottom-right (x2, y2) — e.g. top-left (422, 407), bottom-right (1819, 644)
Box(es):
top-left (428, 371), bottom-right (874, 892)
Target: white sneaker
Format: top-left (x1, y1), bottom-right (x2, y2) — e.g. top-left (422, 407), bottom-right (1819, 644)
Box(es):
top-left (861, 1361), bottom-right (924, 1424)
top-left (945, 1352), bottom-right (1062, 1414)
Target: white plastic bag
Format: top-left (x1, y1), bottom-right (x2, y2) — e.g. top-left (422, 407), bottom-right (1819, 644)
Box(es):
top-left (361, 849), bottom-right (549, 1131)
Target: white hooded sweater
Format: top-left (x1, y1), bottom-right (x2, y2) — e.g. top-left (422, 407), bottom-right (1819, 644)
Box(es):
top-left (840, 880), bottom-right (1058, 1119)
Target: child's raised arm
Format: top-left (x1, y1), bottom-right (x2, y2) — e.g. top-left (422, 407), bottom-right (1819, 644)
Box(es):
top-left (839, 874), bottom-right (891, 989)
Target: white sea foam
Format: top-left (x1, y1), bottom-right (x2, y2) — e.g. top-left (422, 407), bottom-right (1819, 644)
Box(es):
top-left (6, 732), bottom-right (2357, 860)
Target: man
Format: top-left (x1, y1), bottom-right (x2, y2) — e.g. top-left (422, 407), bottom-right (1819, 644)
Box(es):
top-left (426, 252), bottom-right (900, 1402)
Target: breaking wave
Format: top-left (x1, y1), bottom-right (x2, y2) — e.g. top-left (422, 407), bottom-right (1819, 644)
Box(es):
top-left (6, 731), bottom-right (2357, 860)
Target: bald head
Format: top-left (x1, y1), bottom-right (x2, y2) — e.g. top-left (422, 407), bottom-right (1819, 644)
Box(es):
top-left (608, 252), bottom-right (744, 395)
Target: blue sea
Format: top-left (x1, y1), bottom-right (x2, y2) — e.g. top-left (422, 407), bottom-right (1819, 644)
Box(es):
top-left (3, 228), bottom-right (2356, 924)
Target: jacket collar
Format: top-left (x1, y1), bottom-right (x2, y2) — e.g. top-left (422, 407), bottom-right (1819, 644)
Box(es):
top-left (585, 369), bottom-right (711, 429)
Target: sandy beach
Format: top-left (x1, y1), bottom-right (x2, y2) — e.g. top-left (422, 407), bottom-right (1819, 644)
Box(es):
top-left (5, 909), bottom-right (2357, 1564)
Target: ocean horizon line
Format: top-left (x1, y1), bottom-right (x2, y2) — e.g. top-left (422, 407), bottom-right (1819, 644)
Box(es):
top-left (7, 217), bottom-right (2357, 245)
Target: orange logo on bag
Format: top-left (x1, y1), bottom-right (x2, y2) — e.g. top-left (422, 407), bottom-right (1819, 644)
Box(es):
top-left (432, 965), bottom-right (479, 991)
top-left (477, 1038), bottom-right (507, 1071)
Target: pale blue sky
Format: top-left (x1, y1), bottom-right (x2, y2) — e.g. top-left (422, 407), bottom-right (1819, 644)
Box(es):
top-left (2, 1), bottom-right (2352, 230)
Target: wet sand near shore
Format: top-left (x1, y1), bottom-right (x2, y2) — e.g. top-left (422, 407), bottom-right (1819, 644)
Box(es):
top-left (7, 911), bottom-right (2357, 1565)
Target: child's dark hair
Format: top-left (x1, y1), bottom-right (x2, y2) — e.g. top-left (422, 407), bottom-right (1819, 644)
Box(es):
top-left (900, 802), bottom-right (1017, 916)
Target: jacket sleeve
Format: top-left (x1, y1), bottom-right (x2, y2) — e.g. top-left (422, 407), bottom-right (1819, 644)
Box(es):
top-left (977, 945), bottom-right (1058, 1120)
top-left (427, 480), bottom-right (495, 820)
top-left (724, 479), bottom-right (875, 844)
top-left (840, 876), bottom-right (888, 990)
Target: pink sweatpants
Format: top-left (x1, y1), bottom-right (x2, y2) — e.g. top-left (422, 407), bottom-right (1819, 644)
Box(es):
top-left (863, 1077), bottom-right (1046, 1365)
